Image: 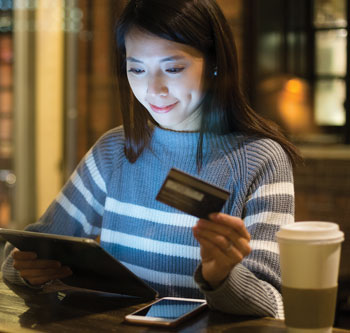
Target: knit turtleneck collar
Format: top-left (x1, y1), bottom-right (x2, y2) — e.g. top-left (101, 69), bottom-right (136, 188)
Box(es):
top-left (149, 125), bottom-right (243, 156)
top-left (150, 126), bottom-right (201, 154)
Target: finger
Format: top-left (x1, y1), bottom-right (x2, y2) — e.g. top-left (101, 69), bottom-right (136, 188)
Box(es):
top-left (20, 266), bottom-right (71, 279)
top-left (195, 234), bottom-right (237, 267)
top-left (12, 249), bottom-right (37, 260)
top-left (193, 227), bottom-right (222, 259)
top-left (193, 226), bottom-right (232, 253)
top-left (197, 234), bottom-right (246, 268)
top-left (232, 237), bottom-right (251, 257)
top-left (195, 221), bottom-right (250, 255)
top-left (195, 234), bottom-right (225, 258)
top-left (13, 259), bottom-right (61, 270)
top-left (208, 213), bottom-right (251, 240)
top-left (194, 227), bottom-right (234, 261)
top-left (219, 225), bottom-right (251, 256)
top-left (196, 218), bottom-right (240, 240)
top-left (225, 243), bottom-right (249, 263)
top-left (194, 226), bottom-right (251, 259)
top-left (24, 268), bottom-right (72, 286)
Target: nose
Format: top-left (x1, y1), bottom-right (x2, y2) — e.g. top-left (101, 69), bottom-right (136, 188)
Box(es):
top-left (147, 73), bottom-right (168, 97)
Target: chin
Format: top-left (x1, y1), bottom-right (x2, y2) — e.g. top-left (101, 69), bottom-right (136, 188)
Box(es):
top-left (152, 118), bottom-right (180, 129)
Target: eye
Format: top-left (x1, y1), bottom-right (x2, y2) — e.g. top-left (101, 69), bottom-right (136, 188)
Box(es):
top-left (128, 68), bottom-right (145, 75)
top-left (166, 67), bottom-right (185, 74)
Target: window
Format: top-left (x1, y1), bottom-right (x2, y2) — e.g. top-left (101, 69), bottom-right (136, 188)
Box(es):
top-left (244, 0), bottom-right (350, 144)
top-left (313, 0), bottom-right (348, 132)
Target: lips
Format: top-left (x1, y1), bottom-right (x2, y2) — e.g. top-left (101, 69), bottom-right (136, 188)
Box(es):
top-left (149, 102), bottom-right (178, 114)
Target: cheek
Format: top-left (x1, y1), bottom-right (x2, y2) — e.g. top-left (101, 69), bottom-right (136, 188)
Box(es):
top-left (179, 68), bottom-right (205, 102)
top-left (173, 79), bottom-right (203, 105)
top-left (127, 77), bottom-right (145, 100)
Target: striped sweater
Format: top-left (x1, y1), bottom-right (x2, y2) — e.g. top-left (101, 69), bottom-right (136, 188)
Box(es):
top-left (2, 125), bottom-right (294, 318)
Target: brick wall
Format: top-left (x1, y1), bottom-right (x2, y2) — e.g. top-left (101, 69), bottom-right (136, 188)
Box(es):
top-left (294, 150), bottom-right (350, 279)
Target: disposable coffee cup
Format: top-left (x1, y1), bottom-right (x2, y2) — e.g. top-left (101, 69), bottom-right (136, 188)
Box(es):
top-left (276, 221), bottom-right (344, 333)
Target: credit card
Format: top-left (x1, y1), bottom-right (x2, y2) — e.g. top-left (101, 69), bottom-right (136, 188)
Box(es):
top-left (156, 168), bottom-right (230, 219)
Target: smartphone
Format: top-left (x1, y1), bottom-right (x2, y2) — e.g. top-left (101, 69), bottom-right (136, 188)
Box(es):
top-left (124, 297), bottom-right (207, 327)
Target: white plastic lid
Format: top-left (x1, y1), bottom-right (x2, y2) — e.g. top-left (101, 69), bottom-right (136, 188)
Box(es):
top-left (276, 221), bottom-right (344, 243)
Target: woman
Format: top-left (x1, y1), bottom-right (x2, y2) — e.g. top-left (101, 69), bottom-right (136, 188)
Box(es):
top-left (2, 0), bottom-right (300, 318)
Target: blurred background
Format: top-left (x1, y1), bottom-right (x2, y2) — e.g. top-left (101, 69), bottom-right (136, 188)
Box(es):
top-left (0, 0), bottom-right (349, 322)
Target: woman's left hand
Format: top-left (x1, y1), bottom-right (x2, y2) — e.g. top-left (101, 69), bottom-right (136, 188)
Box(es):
top-left (192, 213), bottom-right (251, 289)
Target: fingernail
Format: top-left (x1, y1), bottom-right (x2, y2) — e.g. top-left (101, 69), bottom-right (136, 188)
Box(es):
top-left (209, 212), bottom-right (220, 220)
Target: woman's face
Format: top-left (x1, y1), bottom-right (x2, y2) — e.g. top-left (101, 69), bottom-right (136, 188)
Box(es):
top-left (125, 28), bottom-right (205, 131)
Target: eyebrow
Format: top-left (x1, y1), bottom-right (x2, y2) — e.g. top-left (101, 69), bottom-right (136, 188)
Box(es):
top-left (126, 55), bottom-right (185, 63)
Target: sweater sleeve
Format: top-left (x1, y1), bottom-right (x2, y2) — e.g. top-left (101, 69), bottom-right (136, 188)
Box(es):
top-left (1, 127), bottom-right (125, 286)
top-left (194, 139), bottom-right (294, 319)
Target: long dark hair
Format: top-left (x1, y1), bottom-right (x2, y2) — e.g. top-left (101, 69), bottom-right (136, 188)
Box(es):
top-left (115, 0), bottom-right (302, 167)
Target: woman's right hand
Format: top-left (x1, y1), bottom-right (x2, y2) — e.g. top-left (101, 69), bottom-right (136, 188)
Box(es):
top-left (12, 248), bottom-right (72, 285)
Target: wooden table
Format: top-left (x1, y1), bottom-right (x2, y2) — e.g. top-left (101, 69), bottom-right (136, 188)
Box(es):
top-left (0, 277), bottom-right (348, 333)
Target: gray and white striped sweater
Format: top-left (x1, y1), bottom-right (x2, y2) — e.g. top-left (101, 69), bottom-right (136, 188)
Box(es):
top-left (2, 125), bottom-right (294, 318)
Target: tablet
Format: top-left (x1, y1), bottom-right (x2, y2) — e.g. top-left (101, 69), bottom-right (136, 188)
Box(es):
top-left (0, 228), bottom-right (158, 300)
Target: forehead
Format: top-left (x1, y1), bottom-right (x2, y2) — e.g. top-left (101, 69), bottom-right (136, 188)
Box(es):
top-left (125, 27), bottom-right (203, 60)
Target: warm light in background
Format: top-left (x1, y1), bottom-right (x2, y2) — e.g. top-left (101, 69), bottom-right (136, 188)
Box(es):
top-left (258, 76), bottom-right (318, 139)
top-left (278, 78), bottom-right (316, 135)
top-left (285, 79), bottom-right (303, 94)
